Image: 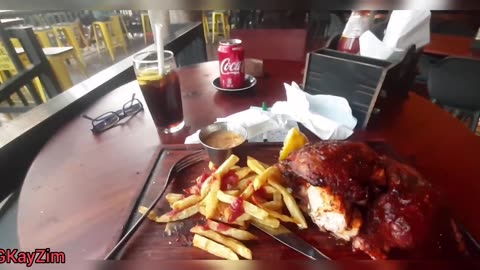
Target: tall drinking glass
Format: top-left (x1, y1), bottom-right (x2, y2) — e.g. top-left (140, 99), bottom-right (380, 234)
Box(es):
top-left (133, 50), bottom-right (184, 133)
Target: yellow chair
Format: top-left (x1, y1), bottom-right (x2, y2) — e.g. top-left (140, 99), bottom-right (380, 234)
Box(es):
top-left (3, 39), bottom-right (83, 93)
top-left (211, 11), bottom-right (230, 43)
top-left (34, 28), bottom-right (57, 48)
top-left (92, 20), bottom-right (128, 62)
top-left (141, 13), bottom-right (152, 45)
top-left (52, 23), bottom-right (87, 67)
top-left (0, 43), bottom-right (48, 103)
top-left (202, 11), bottom-right (210, 44)
top-left (110, 15), bottom-right (128, 51)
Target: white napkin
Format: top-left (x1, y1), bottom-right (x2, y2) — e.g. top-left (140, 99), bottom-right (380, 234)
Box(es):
top-left (271, 82), bottom-right (356, 140)
top-left (359, 10), bottom-right (431, 62)
top-left (184, 82), bottom-right (357, 144)
top-left (184, 108), bottom-right (298, 144)
top-left (359, 31), bottom-right (407, 63)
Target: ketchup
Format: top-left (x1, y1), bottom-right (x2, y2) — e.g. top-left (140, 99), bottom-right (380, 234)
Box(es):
top-left (228, 197), bottom-right (245, 223)
top-left (253, 187), bottom-right (268, 200)
top-left (197, 172), bottom-right (211, 185)
top-left (216, 222), bottom-right (230, 232)
top-left (185, 172), bottom-right (211, 195)
top-left (221, 170), bottom-right (239, 191)
top-left (167, 209), bottom-right (180, 217)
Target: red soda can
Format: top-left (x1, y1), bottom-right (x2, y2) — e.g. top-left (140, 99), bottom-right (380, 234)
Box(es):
top-left (218, 39), bottom-right (245, 89)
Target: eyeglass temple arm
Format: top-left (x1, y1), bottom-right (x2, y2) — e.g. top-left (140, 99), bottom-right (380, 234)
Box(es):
top-left (82, 114), bottom-right (95, 121)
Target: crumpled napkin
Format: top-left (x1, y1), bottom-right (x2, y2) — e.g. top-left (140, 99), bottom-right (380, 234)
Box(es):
top-left (271, 82), bottom-right (356, 140)
top-left (359, 10), bottom-right (431, 62)
top-left (184, 82), bottom-right (357, 144)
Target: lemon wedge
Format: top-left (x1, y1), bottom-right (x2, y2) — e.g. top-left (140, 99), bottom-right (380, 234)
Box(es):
top-left (279, 127), bottom-right (309, 161)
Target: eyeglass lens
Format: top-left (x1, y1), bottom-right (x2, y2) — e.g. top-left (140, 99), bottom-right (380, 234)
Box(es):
top-left (93, 112), bottom-right (121, 131)
top-left (123, 99), bottom-right (142, 116)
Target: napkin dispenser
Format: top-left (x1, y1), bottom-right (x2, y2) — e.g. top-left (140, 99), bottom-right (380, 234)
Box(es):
top-left (302, 46), bottom-right (420, 129)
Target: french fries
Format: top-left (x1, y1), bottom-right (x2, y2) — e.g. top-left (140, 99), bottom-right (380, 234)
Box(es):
top-left (253, 166), bottom-right (282, 190)
top-left (166, 193), bottom-right (184, 206)
top-left (137, 206), bottom-right (157, 221)
top-left (203, 178), bottom-right (220, 219)
top-left (200, 176), bottom-right (213, 199)
top-left (247, 156), bottom-right (266, 175)
top-left (261, 193), bottom-right (284, 212)
top-left (217, 190), bottom-right (269, 220)
top-left (250, 215), bottom-right (280, 228)
top-left (142, 129), bottom-right (311, 260)
top-left (263, 208), bottom-right (297, 224)
top-left (224, 190), bottom-right (241, 196)
top-left (192, 234), bottom-right (239, 260)
top-left (237, 176), bottom-right (254, 191)
top-left (214, 155), bottom-right (239, 178)
top-left (155, 204), bottom-right (200, 223)
top-left (240, 183), bottom-right (255, 199)
top-left (268, 180), bottom-right (308, 229)
top-left (206, 220), bottom-right (257, 240)
top-left (234, 167), bottom-right (251, 179)
top-left (172, 195), bottom-right (201, 210)
top-left (191, 226), bottom-right (252, 259)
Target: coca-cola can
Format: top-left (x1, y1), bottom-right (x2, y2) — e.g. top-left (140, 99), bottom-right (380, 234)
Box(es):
top-left (218, 39), bottom-right (245, 89)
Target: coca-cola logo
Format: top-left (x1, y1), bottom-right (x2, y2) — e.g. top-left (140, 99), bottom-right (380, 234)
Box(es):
top-left (220, 58), bottom-right (243, 75)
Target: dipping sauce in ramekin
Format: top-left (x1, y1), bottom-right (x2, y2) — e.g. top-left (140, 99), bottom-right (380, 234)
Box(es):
top-left (199, 122), bottom-right (247, 165)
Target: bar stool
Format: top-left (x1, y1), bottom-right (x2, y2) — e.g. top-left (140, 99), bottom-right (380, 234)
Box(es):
top-left (33, 27), bottom-right (58, 48)
top-left (211, 11), bottom-right (230, 43)
top-left (202, 11), bottom-right (210, 44)
top-left (110, 15), bottom-right (129, 51)
top-left (0, 42), bottom-right (48, 103)
top-left (141, 13), bottom-right (152, 45)
top-left (92, 20), bottom-right (128, 61)
top-left (52, 23), bottom-right (87, 66)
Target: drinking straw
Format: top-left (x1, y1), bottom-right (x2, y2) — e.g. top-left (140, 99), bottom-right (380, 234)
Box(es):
top-left (154, 23), bottom-right (164, 75)
top-left (148, 10), bottom-right (164, 75)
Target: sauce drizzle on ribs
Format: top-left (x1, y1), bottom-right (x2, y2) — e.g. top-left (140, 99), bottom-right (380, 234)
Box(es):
top-left (277, 141), bottom-right (465, 259)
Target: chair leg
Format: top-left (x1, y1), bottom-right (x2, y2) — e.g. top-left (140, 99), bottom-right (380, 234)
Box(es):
top-left (92, 25), bottom-right (101, 55)
top-left (53, 28), bottom-right (63, 47)
top-left (211, 14), bottom-right (217, 44)
top-left (47, 55), bottom-right (73, 91)
top-left (141, 14), bottom-right (149, 45)
top-left (64, 27), bottom-right (85, 66)
top-left (224, 14), bottom-right (229, 38)
top-left (100, 23), bottom-right (116, 61)
top-left (70, 52), bottom-right (87, 76)
top-left (32, 77), bottom-right (47, 102)
top-left (202, 12), bottom-right (209, 44)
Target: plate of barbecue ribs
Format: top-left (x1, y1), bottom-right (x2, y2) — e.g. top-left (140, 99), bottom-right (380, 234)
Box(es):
top-left (120, 128), bottom-right (480, 260)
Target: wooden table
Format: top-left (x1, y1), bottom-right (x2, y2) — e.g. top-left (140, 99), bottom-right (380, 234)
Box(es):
top-left (424, 33), bottom-right (480, 59)
top-left (16, 60), bottom-right (480, 260)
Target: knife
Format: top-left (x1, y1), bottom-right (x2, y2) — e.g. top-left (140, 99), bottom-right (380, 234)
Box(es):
top-left (252, 221), bottom-right (330, 260)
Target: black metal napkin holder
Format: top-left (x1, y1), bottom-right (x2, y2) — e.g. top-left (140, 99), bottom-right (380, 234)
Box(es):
top-left (472, 39), bottom-right (480, 50)
top-left (302, 41), bottom-right (421, 129)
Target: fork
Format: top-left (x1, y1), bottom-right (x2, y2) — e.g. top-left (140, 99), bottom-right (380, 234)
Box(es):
top-left (104, 150), bottom-right (205, 260)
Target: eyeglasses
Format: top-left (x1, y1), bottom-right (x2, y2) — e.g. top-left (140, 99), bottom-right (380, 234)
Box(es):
top-left (82, 93), bottom-right (144, 134)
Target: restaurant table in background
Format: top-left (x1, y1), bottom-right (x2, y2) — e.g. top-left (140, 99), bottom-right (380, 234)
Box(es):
top-left (16, 59), bottom-right (480, 260)
top-left (424, 33), bottom-right (480, 59)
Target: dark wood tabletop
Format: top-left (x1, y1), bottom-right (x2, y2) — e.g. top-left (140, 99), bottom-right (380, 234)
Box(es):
top-left (17, 59), bottom-right (480, 260)
top-left (424, 33), bottom-right (480, 59)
